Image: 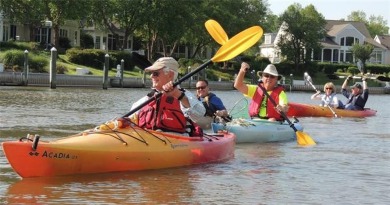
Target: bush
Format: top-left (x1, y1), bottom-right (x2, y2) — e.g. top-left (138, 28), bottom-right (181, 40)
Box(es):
top-left (347, 67), bottom-right (360, 75)
top-left (67, 48), bottom-right (137, 70)
top-left (56, 64), bottom-right (68, 74)
top-left (29, 55), bottom-right (48, 72)
top-left (1, 49), bottom-right (49, 72)
top-left (0, 41), bottom-right (40, 52)
top-left (80, 33), bottom-right (94, 49)
top-left (110, 51), bottom-right (135, 71)
top-left (2, 50), bottom-right (25, 66)
top-left (59, 37), bottom-right (72, 50)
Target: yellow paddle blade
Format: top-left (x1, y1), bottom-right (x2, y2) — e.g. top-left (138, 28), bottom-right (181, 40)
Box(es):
top-left (211, 26), bottom-right (263, 63)
top-left (205, 19), bottom-right (229, 45)
top-left (296, 131), bottom-right (316, 146)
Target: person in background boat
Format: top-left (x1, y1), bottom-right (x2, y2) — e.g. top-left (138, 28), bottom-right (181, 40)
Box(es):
top-left (130, 57), bottom-right (205, 135)
top-left (234, 63), bottom-right (289, 121)
top-left (195, 79), bottom-right (231, 129)
top-left (340, 75), bottom-right (369, 110)
top-left (310, 82), bottom-right (342, 108)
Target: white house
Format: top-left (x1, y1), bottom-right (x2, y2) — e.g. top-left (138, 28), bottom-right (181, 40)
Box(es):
top-left (374, 34), bottom-right (390, 64)
top-left (259, 20), bottom-right (389, 65)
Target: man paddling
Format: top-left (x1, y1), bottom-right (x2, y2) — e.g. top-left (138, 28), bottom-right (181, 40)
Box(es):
top-left (130, 57), bottom-right (205, 135)
top-left (340, 75), bottom-right (369, 110)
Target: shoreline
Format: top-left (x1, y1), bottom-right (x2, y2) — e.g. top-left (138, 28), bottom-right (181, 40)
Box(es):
top-left (1, 72), bottom-right (389, 94)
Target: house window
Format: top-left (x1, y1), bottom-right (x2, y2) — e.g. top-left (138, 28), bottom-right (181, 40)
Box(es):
top-left (74, 31), bottom-right (77, 45)
top-left (345, 51), bottom-right (353, 63)
top-left (370, 51), bottom-right (382, 64)
top-left (340, 50), bottom-right (344, 62)
top-left (34, 27), bottom-right (50, 44)
top-left (332, 49), bottom-right (339, 62)
top-left (103, 36), bottom-right (107, 50)
top-left (108, 34), bottom-right (115, 50)
top-left (2, 25), bottom-right (9, 41)
top-left (95, 36), bottom-right (101, 49)
top-left (265, 35), bottom-right (271, 44)
top-left (59, 29), bottom-right (68, 37)
top-left (345, 37), bottom-right (354, 46)
top-left (323, 49), bottom-right (332, 61)
top-left (10, 25), bottom-right (16, 40)
top-left (178, 45), bottom-right (186, 54)
top-left (119, 35), bottom-right (124, 49)
top-left (340, 38), bottom-right (344, 46)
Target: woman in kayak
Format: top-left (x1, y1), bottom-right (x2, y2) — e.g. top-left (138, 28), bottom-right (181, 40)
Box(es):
top-left (310, 82), bottom-right (342, 108)
top-left (234, 63), bottom-right (288, 121)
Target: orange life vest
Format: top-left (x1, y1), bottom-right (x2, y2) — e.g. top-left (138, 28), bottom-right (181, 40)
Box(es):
top-left (248, 84), bottom-right (284, 121)
top-left (138, 93), bottom-right (187, 133)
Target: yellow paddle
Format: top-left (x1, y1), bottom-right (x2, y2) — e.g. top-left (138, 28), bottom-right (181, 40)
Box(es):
top-left (256, 82), bottom-right (316, 146)
top-left (123, 21), bottom-right (262, 117)
top-left (205, 19), bottom-right (229, 45)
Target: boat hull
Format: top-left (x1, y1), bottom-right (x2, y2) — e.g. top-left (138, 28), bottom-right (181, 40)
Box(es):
top-left (287, 102), bottom-right (377, 117)
top-left (211, 118), bottom-right (303, 143)
top-left (2, 126), bottom-right (235, 178)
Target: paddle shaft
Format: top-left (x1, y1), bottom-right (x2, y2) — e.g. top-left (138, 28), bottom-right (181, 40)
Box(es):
top-left (257, 83), bottom-right (298, 132)
top-left (123, 60), bottom-right (212, 117)
top-left (306, 79), bottom-right (320, 93)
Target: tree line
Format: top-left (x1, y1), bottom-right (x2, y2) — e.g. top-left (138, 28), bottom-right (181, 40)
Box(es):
top-left (0, 0), bottom-right (388, 69)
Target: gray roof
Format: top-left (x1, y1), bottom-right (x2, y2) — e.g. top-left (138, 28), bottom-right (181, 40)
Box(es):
top-left (325, 20), bottom-right (386, 49)
top-left (376, 35), bottom-right (390, 49)
top-left (325, 20), bottom-right (372, 38)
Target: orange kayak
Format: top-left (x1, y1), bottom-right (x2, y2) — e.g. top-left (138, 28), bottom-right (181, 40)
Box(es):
top-left (287, 102), bottom-right (377, 118)
top-left (2, 123), bottom-right (235, 178)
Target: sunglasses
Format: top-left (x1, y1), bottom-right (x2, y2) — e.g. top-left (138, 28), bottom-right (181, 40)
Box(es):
top-left (325, 87), bottom-right (332, 90)
top-left (151, 71), bottom-right (160, 77)
top-left (262, 74), bottom-right (276, 79)
top-left (196, 86), bottom-right (207, 90)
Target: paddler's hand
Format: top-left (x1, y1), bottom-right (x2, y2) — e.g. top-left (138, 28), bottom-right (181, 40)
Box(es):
top-left (162, 81), bottom-right (181, 98)
top-left (275, 104), bottom-right (289, 113)
top-left (239, 62), bottom-right (250, 73)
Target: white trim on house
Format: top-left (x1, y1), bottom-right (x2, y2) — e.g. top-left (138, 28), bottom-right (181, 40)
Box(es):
top-left (259, 20), bottom-right (390, 65)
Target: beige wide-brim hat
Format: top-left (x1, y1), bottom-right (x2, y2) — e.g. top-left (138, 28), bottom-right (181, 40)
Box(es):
top-left (145, 57), bottom-right (179, 72)
top-left (257, 64), bottom-right (282, 80)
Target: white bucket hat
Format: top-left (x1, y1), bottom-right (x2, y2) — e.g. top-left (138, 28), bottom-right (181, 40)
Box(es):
top-left (257, 64), bottom-right (282, 80)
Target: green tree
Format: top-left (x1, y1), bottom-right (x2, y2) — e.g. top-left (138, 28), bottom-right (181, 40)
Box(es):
top-left (41, 0), bottom-right (91, 48)
top-left (0, 0), bottom-right (91, 48)
top-left (347, 10), bottom-right (389, 36)
top-left (350, 43), bottom-right (374, 74)
top-left (89, 0), bottom-right (148, 50)
top-left (0, 0), bottom-right (46, 41)
top-left (277, 3), bottom-right (326, 69)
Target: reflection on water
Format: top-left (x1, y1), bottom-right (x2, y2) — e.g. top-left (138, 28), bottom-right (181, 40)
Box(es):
top-left (5, 168), bottom-right (195, 204)
top-left (1, 86), bottom-right (389, 204)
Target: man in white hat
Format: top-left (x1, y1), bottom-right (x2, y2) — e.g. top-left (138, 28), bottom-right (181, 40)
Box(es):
top-left (234, 63), bottom-right (289, 121)
top-left (130, 57), bottom-right (205, 134)
top-left (340, 75), bottom-right (369, 110)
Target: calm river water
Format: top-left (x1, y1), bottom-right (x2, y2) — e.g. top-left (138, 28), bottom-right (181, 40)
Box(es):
top-left (0, 86), bottom-right (389, 204)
